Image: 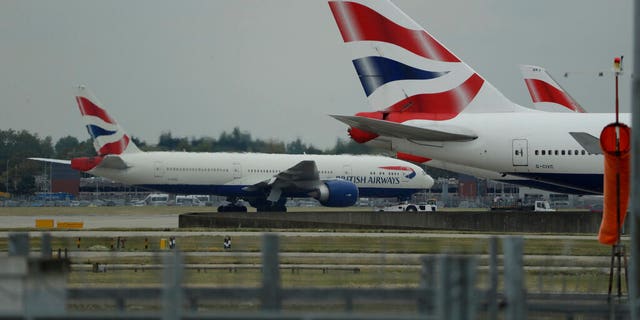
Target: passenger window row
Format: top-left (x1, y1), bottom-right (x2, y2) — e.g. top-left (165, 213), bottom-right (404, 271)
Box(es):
top-left (533, 149), bottom-right (590, 156)
top-left (167, 167), bottom-right (228, 172)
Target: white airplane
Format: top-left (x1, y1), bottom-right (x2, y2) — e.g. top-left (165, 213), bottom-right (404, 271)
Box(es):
top-left (327, 0), bottom-right (624, 195)
top-left (30, 86), bottom-right (434, 212)
top-left (394, 65), bottom-right (590, 194)
top-left (520, 65), bottom-right (586, 113)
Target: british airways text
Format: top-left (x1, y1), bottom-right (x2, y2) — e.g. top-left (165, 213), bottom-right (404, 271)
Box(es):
top-left (336, 175), bottom-right (401, 184)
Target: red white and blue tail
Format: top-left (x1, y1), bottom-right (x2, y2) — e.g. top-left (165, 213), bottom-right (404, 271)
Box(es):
top-left (75, 86), bottom-right (140, 156)
top-left (519, 65), bottom-right (586, 113)
top-left (328, 0), bottom-right (520, 120)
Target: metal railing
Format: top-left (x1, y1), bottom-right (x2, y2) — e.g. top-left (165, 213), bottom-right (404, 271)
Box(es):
top-left (0, 232), bottom-right (633, 319)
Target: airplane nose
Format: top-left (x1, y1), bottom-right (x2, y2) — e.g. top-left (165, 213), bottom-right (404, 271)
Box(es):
top-left (420, 168), bottom-right (434, 189)
top-left (424, 174), bottom-right (434, 189)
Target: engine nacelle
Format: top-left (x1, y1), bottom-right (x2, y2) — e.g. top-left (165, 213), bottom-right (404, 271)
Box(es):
top-left (314, 180), bottom-right (359, 207)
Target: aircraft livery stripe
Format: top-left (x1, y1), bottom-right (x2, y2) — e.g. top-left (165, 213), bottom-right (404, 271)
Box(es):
top-left (98, 135), bottom-right (130, 156)
top-left (85, 124), bottom-right (117, 139)
top-left (382, 73), bottom-right (484, 117)
top-left (353, 56), bottom-right (449, 96)
top-left (329, 1), bottom-right (459, 62)
top-left (524, 78), bottom-right (580, 112)
top-left (76, 96), bottom-right (116, 124)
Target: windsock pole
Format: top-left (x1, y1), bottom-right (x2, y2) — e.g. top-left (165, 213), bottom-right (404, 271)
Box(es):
top-left (600, 57), bottom-right (631, 299)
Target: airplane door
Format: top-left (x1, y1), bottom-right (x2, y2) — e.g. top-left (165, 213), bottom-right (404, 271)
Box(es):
top-left (232, 162), bottom-right (242, 180)
top-left (154, 161), bottom-right (165, 178)
top-left (512, 139), bottom-right (528, 167)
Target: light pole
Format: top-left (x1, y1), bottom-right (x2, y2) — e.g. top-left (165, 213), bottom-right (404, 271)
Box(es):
top-left (5, 159), bottom-right (8, 194)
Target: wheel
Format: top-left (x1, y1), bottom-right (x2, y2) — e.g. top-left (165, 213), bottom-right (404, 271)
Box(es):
top-left (406, 206), bottom-right (417, 212)
top-left (217, 205), bottom-right (226, 212)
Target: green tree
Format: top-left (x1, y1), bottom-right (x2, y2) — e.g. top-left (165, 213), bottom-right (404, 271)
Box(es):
top-left (0, 129), bottom-right (54, 194)
top-left (158, 131), bottom-right (179, 150)
top-left (217, 127), bottom-right (252, 152)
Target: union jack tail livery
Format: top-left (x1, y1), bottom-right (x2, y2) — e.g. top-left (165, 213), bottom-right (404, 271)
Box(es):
top-left (519, 65), bottom-right (586, 113)
top-left (75, 86), bottom-right (140, 156)
top-left (328, 0), bottom-right (519, 120)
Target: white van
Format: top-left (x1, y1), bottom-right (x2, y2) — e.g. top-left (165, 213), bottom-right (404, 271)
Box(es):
top-left (144, 193), bottom-right (169, 206)
top-left (175, 195), bottom-right (207, 206)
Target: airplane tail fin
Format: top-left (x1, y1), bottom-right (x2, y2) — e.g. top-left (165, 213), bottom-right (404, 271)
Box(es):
top-left (75, 86), bottom-right (141, 156)
top-left (328, 0), bottom-right (520, 120)
top-left (519, 65), bottom-right (586, 113)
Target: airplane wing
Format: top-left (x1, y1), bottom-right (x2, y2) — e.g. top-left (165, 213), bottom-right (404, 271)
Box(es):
top-left (243, 160), bottom-right (320, 202)
top-left (569, 132), bottom-right (602, 155)
top-left (28, 158), bottom-right (72, 165)
top-left (330, 115), bottom-right (478, 142)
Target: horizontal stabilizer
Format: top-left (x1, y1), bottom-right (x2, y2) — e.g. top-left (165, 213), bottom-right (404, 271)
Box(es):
top-left (98, 155), bottom-right (130, 170)
top-left (330, 115), bottom-right (477, 142)
top-left (569, 132), bottom-right (602, 155)
top-left (28, 158), bottom-right (72, 165)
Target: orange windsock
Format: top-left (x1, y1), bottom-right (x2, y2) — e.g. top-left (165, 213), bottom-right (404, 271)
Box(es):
top-left (598, 123), bottom-right (631, 245)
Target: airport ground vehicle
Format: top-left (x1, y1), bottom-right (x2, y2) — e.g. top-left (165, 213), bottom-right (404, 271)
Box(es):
top-left (491, 200), bottom-right (555, 212)
top-left (378, 199), bottom-right (437, 212)
top-left (144, 193), bottom-right (169, 206)
top-left (176, 195), bottom-right (206, 206)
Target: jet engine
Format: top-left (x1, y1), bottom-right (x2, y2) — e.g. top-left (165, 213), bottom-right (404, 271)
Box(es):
top-left (313, 180), bottom-right (359, 207)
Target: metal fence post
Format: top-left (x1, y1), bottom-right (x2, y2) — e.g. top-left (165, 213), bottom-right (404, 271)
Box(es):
top-left (435, 255), bottom-right (477, 320)
top-left (419, 255), bottom-right (436, 314)
top-left (163, 248), bottom-right (183, 320)
top-left (41, 233), bottom-right (52, 259)
top-left (261, 233), bottom-right (281, 311)
top-left (9, 233), bottom-right (29, 257)
top-left (503, 236), bottom-right (525, 320)
top-left (488, 237), bottom-right (499, 320)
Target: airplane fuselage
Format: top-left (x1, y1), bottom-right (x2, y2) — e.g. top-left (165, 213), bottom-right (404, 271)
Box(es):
top-left (88, 152), bottom-right (432, 199)
top-left (386, 112), bottom-right (627, 194)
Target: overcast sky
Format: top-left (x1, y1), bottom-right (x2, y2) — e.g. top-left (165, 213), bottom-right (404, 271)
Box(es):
top-left (0, 0), bottom-right (633, 149)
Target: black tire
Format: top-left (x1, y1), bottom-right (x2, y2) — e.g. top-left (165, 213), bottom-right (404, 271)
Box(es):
top-left (406, 206), bottom-right (417, 212)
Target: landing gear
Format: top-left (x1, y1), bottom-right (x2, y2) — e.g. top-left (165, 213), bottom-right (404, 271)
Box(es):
top-left (217, 198), bottom-right (248, 212)
top-left (250, 199), bottom-right (287, 213)
top-left (217, 204), bottom-right (247, 212)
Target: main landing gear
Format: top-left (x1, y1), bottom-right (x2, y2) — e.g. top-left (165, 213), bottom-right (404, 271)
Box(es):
top-left (216, 198), bottom-right (287, 213)
top-left (250, 199), bottom-right (287, 213)
top-left (217, 198), bottom-right (247, 212)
